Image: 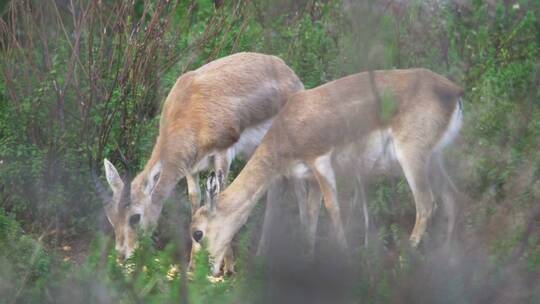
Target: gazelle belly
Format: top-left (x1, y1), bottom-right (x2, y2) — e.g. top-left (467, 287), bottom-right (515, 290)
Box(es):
top-left (230, 118), bottom-right (274, 160)
top-left (335, 128), bottom-right (400, 176)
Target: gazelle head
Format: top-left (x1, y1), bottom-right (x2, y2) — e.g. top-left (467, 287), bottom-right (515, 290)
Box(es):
top-left (100, 159), bottom-right (163, 260)
top-left (190, 170), bottom-right (230, 275)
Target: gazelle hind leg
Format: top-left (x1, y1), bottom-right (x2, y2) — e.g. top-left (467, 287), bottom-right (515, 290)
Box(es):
top-left (290, 177), bottom-right (322, 258)
top-left (395, 145), bottom-right (435, 247)
top-left (256, 177), bottom-right (288, 256)
top-left (433, 153), bottom-right (458, 245)
top-left (309, 154), bottom-right (348, 251)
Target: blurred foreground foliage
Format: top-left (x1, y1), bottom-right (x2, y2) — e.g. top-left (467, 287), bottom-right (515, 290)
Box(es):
top-left (0, 0), bottom-right (539, 303)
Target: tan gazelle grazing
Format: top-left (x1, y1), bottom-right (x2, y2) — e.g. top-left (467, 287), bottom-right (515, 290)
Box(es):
top-left (190, 69), bottom-right (464, 276)
top-left (98, 52), bottom-right (303, 265)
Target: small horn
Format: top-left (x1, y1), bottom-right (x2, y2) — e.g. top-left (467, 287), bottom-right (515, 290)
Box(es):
top-left (119, 176), bottom-right (132, 208)
top-left (115, 147), bottom-right (133, 208)
top-left (117, 146), bottom-right (132, 178)
top-left (92, 166), bottom-right (112, 204)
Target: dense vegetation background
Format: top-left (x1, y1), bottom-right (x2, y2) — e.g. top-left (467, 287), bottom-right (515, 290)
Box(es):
top-left (0, 0), bottom-right (539, 303)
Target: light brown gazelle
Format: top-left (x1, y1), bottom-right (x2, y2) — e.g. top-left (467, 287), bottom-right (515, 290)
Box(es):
top-left (99, 52), bottom-right (303, 267)
top-left (190, 69), bottom-right (463, 275)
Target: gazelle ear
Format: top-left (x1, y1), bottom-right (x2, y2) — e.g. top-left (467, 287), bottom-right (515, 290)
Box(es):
top-left (104, 159), bottom-right (123, 194)
top-left (145, 161), bottom-right (162, 195)
top-left (206, 171), bottom-right (221, 212)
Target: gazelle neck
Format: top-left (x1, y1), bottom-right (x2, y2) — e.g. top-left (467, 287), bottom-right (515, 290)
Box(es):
top-left (144, 149), bottom-right (184, 206)
top-left (151, 162), bottom-right (183, 205)
top-left (146, 128), bottom-right (199, 204)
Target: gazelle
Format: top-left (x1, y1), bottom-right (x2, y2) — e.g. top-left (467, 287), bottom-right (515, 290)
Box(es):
top-left (98, 52), bottom-right (303, 266)
top-left (190, 69), bottom-right (463, 275)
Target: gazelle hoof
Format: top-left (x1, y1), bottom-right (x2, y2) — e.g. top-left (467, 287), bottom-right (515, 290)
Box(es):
top-left (409, 235), bottom-right (421, 247)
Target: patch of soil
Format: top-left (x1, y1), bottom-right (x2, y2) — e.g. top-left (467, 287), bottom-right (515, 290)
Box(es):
top-left (42, 231), bottom-right (93, 265)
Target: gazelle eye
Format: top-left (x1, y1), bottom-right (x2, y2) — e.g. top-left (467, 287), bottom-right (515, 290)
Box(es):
top-left (129, 214), bottom-right (141, 227)
top-left (192, 230), bottom-right (203, 242)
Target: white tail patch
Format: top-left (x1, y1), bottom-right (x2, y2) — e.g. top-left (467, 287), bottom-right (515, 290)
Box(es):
top-left (435, 98), bottom-right (463, 152)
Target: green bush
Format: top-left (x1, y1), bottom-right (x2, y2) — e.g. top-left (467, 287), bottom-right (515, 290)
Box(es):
top-left (0, 209), bottom-right (52, 302)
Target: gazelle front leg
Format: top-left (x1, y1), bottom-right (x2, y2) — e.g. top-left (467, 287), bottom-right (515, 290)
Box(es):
top-left (256, 177), bottom-right (289, 256)
top-left (223, 245), bottom-right (235, 276)
top-left (186, 173), bottom-right (201, 216)
top-left (353, 174), bottom-right (370, 247)
top-left (304, 178), bottom-right (323, 257)
top-left (308, 154), bottom-right (348, 252)
top-left (213, 152), bottom-right (231, 188)
top-left (294, 177), bottom-right (322, 257)
top-left (186, 173), bottom-right (202, 272)
top-left (212, 152), bottom-right (236, 274)
top-left (293, 178), bottom-right (309, 235)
